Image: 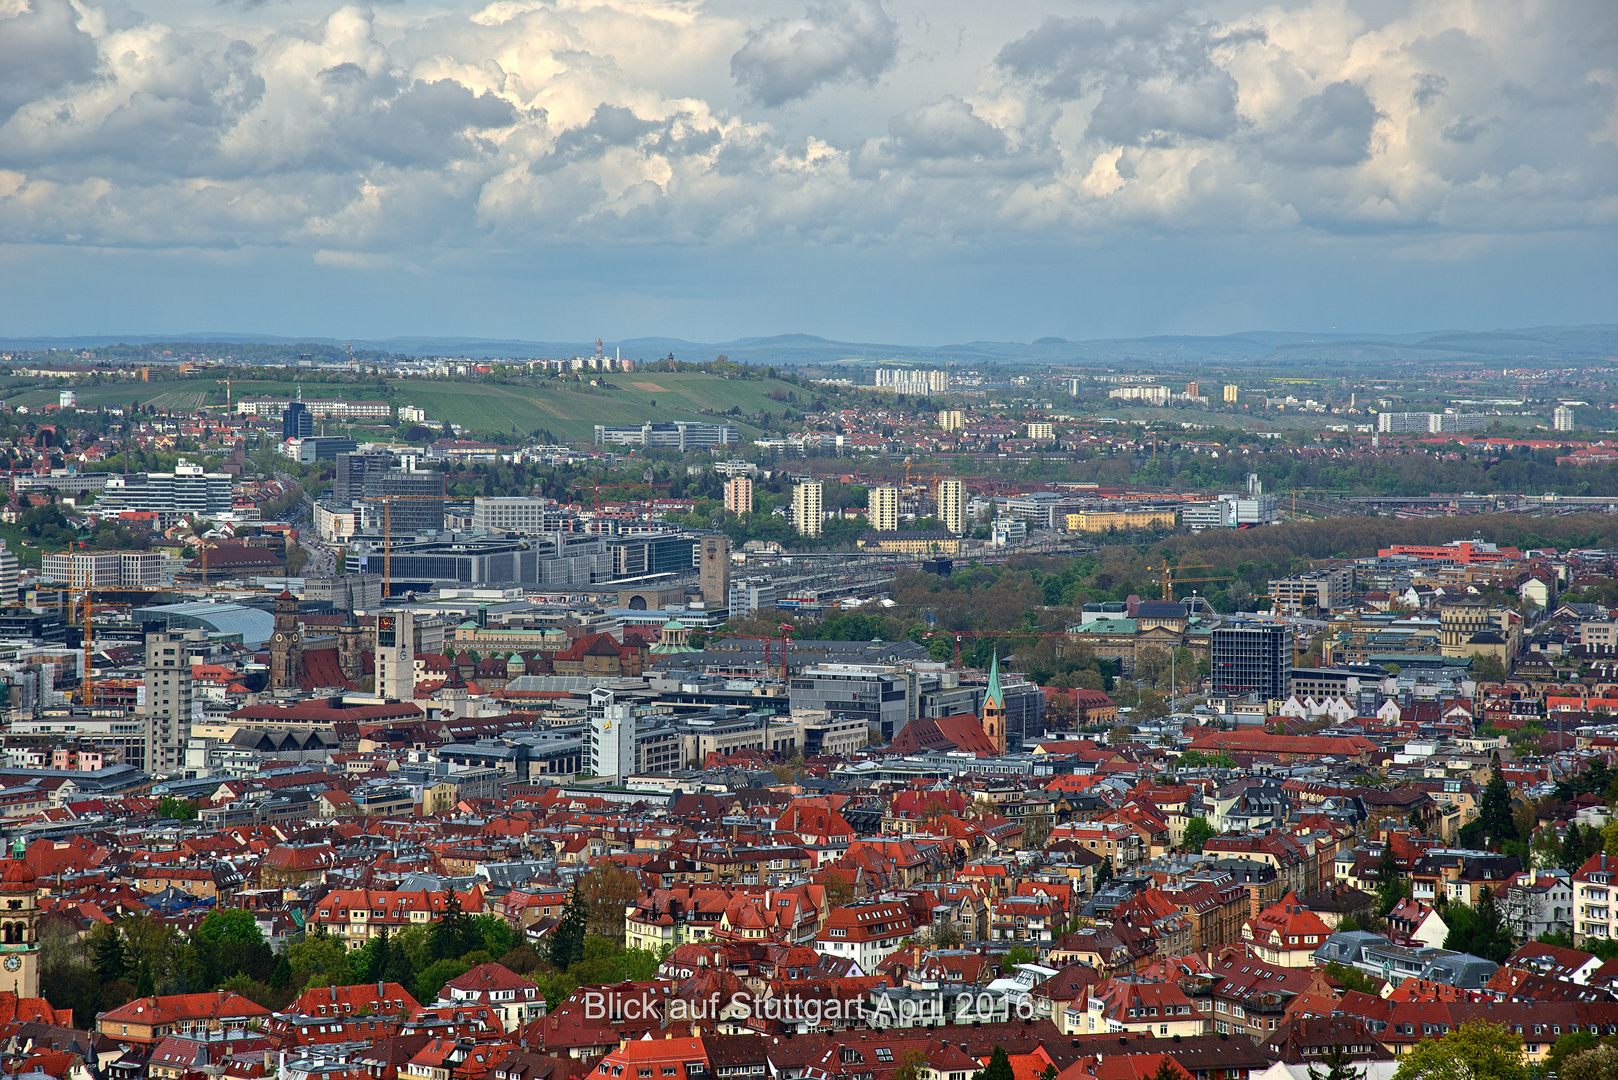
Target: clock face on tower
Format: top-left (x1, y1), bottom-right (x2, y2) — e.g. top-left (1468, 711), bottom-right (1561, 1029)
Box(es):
top-left (4, 955), bottom-right (21, 971)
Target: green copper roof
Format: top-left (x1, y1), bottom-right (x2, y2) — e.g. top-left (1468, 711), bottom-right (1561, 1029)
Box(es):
top-left (985, 649), bottom-right (1004, 709)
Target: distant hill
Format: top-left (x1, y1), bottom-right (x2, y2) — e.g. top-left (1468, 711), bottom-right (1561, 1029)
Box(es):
top-left (4, 325), bottom-right (1615, 366)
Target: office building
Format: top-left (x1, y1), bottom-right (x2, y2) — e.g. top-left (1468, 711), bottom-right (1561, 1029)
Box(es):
top-left (1183, 477), bottom-right (1280, 531)
top-left (729, 580), bottom-right (777, 621)
top-left (1269, 567), bottom-right (1354, 615)
top-left (724, 475), bottom-right (754, 515)
top-left (594, 421), bottom-right (738, 449)
top-left (587, 688), bottom-right (637, 784)
top-left (1004, 490), bottom-right (1075, 530)
top-left (361, 466), bottom-right (446, 536)
top-left (368, 533), bottom-right (611, 589)
top-left (1554, 405), bottom-right (1575, 432)
top-left (473, 497), bottom-right (566, 534)
top-left (376, 612), bottom-right (414, 700)
top-left (243, 398), bottom-right (392, 421)
top-left (303, 574), bottom-right (383, 612)
top-left (938, 478), bottom-right (965, 535)
top-left (1211, 624), bottom-right (1293, 701)
top-left (0, 541), bottom-right (16, 604)
top-left (334, 452), bottom-right (394, 502)
top-left (41, 550), bottom-right (163, 590)
top-left (97, 460), bottom-right (233, 525)
top-left (609, 534), bottom-right (697, 580)
top-left (699, 535), bottom-right (731, 605)
top-left (869, 486), bottom-right (899, 533)
top-left (142, 628), bottom-right (203, 776)
top-left (790, 665), bottom-right (911, 741)
top-left (287, 436), bottom-right (357, 463)
top-left (282, 401), bottom-right (313, 441)
top-left (793, 482), bottom-right (823, 537)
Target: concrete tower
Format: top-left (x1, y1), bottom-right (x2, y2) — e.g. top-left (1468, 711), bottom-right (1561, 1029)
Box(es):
top-left (376, 611), bottom-right (415, 700)
top-left (700, 535), bottom-right (731, 606)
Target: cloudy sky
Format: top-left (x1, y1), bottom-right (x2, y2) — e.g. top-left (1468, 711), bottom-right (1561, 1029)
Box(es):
top-left (0, 0), bottom-right (1613, 344)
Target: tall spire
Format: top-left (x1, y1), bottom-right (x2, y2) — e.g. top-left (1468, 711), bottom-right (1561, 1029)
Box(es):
top-left (985, 649), bottom-right (1003, 709)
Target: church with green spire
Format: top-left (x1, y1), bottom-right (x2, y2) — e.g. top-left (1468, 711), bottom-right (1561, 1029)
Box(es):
top-left (982, 650), bottom-right (1007, 756)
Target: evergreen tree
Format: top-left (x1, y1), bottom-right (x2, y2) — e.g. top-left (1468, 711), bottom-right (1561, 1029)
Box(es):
top-left (1151, 1060), bottom-right (1188, 1080)
top-left (1375, 844), bottom-right (1407, 917)
top-left (93, 928), bottom-right (127, 983)
top-left (135, 960), bottom-right (156, 997)
top-left (976, 1048), bottom-right (1015, 1080)
top-left (1472, 888), bottom-right (1513, 964)
top-left (1561, 824), bottom-right (1588, 874)
top-left (372, 928), bottom-right (392, 983)
top-left (1307, 1046), bottom-right (1364, 1080)
top-left (1479, 757), bottom-right (1517, 848)
top-left (1096, 857), bottom-right (1114, 889)
top-left (383, 944), bottom-right (416, 990)
top-left (548, 885), bottom-right (588, 972)
top-left (269, 955), bottom-right (292, 991)
top-left (431, 890), bottom-right (473, 961)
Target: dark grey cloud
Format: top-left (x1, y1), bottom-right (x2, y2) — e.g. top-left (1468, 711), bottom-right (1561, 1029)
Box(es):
top-left (996, 6), bottom-right (1254, 145)
top-left (882, 96), bottom-right (1004, 160)
top-left (538, 103), bottom-right (721, 178)
top-left (730, 0), bottom-right (897, 107)
top-left (0, 0), bottom-right (100, 122)
top-left (1412, 72), bottom-right (1447, 107)
top-left (1265, 81), bottom-right (1378, 167)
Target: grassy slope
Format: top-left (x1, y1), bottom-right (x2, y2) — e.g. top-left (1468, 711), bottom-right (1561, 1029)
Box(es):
top-left (5, 373), bottom-right (807, 441)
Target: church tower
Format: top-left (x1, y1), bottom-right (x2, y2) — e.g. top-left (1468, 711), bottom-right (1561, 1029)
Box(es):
top-left (0, 839), bottom-right (40, 999)
top-left (982, 650), bottom-right (1007, 756)
top-left (268, 589), bottom-right (304, 690)
top-left (336, 609), bottom-right (365, 683)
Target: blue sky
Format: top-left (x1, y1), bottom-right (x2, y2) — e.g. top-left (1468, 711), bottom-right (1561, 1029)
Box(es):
top-left (1, 0), bottom-right (1613, 344)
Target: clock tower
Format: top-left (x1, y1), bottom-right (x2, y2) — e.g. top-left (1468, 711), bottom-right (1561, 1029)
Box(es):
top-left (268, 589), bottom-right (304, 690)
top-left (0, 838), bottom-right (39, 999)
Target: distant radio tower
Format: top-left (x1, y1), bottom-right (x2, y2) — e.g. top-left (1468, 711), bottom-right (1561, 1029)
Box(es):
top-left (594, 338), bottom-right (604, 359)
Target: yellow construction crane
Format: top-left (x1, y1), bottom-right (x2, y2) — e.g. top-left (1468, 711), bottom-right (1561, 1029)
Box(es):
top-left (1156, 563), bottom-right (1235, 602)
top-left (39, 544), bottom-right (97, 706)
top-left (361, 491), bottom-right (449, 597)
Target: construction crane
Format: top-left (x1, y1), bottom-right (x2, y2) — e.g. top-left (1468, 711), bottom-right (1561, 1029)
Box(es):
top-left (1155, 563), bottom-right (1235, 602)
top-left (712, 625), bottom-right (796, 682)
top-left (39, 543), bottom-right (98, 706)
top-left (361, 490), bottom-right (449, 597)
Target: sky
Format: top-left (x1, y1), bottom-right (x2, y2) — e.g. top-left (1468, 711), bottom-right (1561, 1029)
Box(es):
top-left (0, 0), bottom-right (1614, 345)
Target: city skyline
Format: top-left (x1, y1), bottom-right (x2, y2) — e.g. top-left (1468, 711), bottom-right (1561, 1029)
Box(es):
top-left (0, 0), bottom-right (1613, 342)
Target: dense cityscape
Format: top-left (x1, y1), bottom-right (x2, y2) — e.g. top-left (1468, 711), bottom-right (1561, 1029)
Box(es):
top-left (2, 0), bottom-right (1614, 1076)
top-left (0, 341), bottom-right (1603, 1080)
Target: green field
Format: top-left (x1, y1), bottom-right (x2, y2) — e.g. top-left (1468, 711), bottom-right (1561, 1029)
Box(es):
top-left (1, 372), bottom-right (818, 442)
